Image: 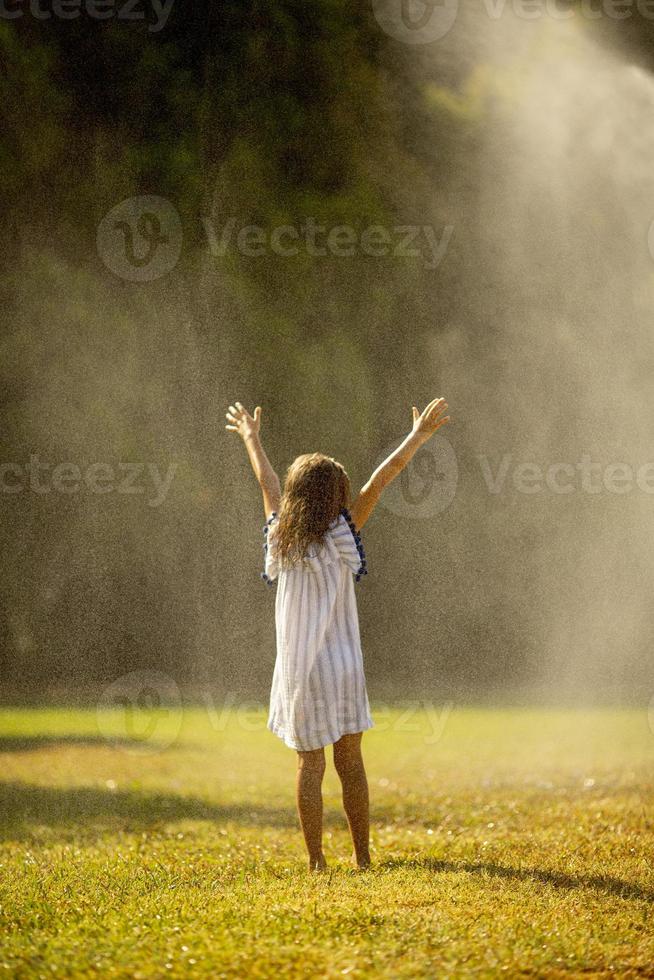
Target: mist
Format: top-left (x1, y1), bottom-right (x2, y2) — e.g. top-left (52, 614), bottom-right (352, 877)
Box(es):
top-left (2, 2), bottom-right (653, 707)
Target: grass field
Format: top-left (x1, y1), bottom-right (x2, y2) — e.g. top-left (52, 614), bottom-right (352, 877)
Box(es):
top-left (0, 705), bottom-right (653, 978)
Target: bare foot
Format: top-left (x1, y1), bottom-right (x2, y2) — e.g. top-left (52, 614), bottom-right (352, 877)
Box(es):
top-left (352, 850), bottom-right (371, 870)
top-left (309, 855), bottom-right (328, 873)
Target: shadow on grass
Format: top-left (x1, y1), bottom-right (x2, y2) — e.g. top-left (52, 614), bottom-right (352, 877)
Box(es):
top-left (0, 735), bottom-right (158, 753)
top-left (0, 781), bottom-right (301, 840)
top-left (381, 856), bottom-right (654, 903)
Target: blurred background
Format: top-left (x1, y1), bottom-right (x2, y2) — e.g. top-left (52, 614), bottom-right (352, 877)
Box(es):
top-left (2, 0), bottom-right (654, 706)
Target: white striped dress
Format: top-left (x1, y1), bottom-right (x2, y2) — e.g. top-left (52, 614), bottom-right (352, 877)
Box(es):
top-left (262, 509), bottom-right (374, 751)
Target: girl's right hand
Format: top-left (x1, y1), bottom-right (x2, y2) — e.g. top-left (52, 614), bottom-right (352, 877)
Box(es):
top-left (411, 398), bottom-right (450, 440)
top-left (225, 402), bottom-right (262, 441)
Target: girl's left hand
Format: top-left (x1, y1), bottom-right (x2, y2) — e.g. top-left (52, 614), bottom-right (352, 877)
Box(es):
top-left (225, 402), bottom-right (262, 441)
top-left (411, 398), bottom-right (450, 439)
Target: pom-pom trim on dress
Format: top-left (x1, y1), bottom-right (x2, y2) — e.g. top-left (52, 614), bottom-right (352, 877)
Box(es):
top-left (340, 507), bottom-right (368, 582)
top-left (261, 511), bottom-right (277, 586)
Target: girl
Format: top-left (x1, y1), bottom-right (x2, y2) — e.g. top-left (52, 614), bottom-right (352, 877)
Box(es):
top-left (226, 398), bottom-right (450, 871)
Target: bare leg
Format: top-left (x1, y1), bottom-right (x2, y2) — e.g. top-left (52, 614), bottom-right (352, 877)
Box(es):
top-left (296, 747), bottom-right (327, 871)
top-left (333, 733), bottom-right (370, 869)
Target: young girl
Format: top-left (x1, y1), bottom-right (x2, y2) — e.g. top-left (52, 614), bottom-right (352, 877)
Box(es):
top-left (226, 398), bottom-right (450, 871)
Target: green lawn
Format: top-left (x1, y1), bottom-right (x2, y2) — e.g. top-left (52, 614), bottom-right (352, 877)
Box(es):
top-left (0, 706), bottom-right (652, 978)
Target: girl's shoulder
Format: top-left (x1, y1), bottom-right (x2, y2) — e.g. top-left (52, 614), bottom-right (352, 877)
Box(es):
top-left (329, 508), bottom-right (359, 538)
top-left (327, 509), bottom-right (367, 581)
top-left (327, 511), bottom-right (349, 533)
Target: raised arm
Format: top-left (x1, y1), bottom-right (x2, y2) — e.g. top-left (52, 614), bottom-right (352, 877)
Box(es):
top-left (349, 397), bottom-right (450, 530)
top-left (225, 401), bottom-right (281, 517)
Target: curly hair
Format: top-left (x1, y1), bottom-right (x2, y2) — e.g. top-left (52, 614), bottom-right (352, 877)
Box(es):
top-left (275, 453), bottom-right (351, 566)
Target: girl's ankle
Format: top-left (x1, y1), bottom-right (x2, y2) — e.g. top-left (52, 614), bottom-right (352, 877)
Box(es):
top-left (309, 853), bottom-right (328, 872)
top-left (352, 848), bottom-right (371, 869)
